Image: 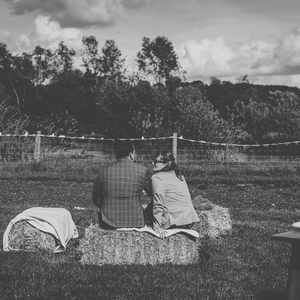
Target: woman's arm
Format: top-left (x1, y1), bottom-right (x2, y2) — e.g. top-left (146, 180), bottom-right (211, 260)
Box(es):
top-left (152, 176), bottom-right (170, 229)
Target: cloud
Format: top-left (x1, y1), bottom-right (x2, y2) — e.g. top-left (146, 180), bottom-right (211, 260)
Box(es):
top-left (12, 15), bottom-right (83, 53)
top-left (226, 0), bottom-right (300, 17)
top-left (16, 34), bottom-right (32, 50)
top-left (5, 0), bottom-right (148, 27)
top-left (250, 75), bottom-right (300, 87)
top-left (181, 27), bottom-right (300, 81)
top-left (6, 0), bottom-right (65, 15)
top-left (275, 28), bottom-right (300, 74)
top-left (181, 38), bottom-right (235, 78)
top-left (122, 0), bottom-right (149, 9)
top-left (33, 15), bottom-right (83, 49)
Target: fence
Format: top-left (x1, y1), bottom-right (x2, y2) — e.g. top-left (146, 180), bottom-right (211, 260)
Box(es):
top-left (1, 132), bottom-right (300, 181)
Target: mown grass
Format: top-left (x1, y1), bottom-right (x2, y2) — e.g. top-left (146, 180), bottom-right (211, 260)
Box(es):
top-left (0, 162), bottom-right (300, 299)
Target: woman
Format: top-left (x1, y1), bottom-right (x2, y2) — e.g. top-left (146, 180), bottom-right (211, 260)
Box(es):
top-left (151, 151), bottom-right (200, 231)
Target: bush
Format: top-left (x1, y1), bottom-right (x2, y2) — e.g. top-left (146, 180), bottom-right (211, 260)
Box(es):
top-left (0, 101), bottom-right (29, 134)
top-left (175, 86), bottom-right (246, 142)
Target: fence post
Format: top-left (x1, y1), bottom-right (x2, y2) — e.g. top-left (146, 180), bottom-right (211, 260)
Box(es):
top-left (172, 132), bottom-right (178, 162)
top-left (34, 131), bottom-right (41, 162)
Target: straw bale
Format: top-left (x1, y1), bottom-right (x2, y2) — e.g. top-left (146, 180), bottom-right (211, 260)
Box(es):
top-left (79, 225), bottom-right (199, 266)
top-left (193, 205), bottom-right (232, 238)
top-left (8, 221), bottom-right (57, 252)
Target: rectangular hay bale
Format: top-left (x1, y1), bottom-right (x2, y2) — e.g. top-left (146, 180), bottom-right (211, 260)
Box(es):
top-left (8, 221), bottom-right (57, 252)
top-left (79, 225), bottom-right (199, 265)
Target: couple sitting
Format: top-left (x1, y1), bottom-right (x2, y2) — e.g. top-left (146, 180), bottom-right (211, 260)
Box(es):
top-left (92, 141), bottom-right (199, 232)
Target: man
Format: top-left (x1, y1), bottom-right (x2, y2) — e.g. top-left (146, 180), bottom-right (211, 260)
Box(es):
top-left (92, 140), bottom-right (151, 228)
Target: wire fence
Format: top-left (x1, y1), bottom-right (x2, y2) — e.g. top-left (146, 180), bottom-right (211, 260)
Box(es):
top-left (1, 132), bottom-right (300, 181)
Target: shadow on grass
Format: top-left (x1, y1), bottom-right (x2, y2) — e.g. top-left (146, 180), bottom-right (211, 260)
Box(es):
top-left (0, 161), bottom-right (298, 299)
top-left (0, 230), bottom-right (291, 300)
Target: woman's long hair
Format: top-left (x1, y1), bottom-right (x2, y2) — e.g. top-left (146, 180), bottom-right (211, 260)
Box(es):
top-left (153, 151), bottom-right (184, 181)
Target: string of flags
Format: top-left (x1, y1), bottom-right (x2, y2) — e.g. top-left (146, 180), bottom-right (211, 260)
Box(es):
top-left (179, 137), bottom-right (300, 148)
top-left (0, 132), bottom-right (300, 148)
top-left (0, 132), bottom-right (173, 141)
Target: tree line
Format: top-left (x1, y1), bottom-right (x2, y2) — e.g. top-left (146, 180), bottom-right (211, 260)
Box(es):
top-left (1, 35), bottom-right (300, 143)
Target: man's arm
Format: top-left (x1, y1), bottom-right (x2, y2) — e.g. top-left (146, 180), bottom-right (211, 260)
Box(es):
top-left (92, 175), bottom-right (103, 208)
top-left (142, 167), bottom-right (153, 196)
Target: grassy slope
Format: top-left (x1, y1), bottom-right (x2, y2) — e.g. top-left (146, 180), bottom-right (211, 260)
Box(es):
top-left (1, 166), bottom-right (300, 299)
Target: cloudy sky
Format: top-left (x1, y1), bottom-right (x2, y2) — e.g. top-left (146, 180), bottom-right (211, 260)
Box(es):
top-left (1, 0), bottom-right (300, 86)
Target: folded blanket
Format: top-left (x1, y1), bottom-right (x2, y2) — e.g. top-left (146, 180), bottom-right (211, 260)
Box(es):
top-left (117, 225), bottom-right (200, 239)
top-left (3, 207), bottom-right (78, 253)
top-left (292, 222), bottom-right (300, 230)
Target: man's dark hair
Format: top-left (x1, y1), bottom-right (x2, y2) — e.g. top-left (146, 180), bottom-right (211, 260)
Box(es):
top-left (114, 140), bottom-right (135, 159)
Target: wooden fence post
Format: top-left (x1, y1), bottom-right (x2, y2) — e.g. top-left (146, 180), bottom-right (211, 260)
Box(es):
top-left (34, 131), bottom-right (41, 162)
top-left (172, 132), bottom-right (178, 162)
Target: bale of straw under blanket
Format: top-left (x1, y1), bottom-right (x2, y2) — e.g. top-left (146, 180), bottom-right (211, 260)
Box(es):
top-left (79, 225), bottom-right (199, 266)
top-left (193, 205), bottom-right (232, 238)
top-left (8, 221), bottom-right (57, 252)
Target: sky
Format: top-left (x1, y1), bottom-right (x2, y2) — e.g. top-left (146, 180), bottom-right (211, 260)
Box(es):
top-left (1, 0), bottom-right (300, 86)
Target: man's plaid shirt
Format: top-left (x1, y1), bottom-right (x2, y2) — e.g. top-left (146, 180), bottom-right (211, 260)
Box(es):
top-left (92, 158), bottom-right (151, 228)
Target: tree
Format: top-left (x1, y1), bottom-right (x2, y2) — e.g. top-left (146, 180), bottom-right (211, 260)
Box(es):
top-left (0, 92), bottom-right (29, 133)
top-left (175, 86), bottom-right (243, 142)
top-left (229, 90), bottom-right (300, 142)
top-left (29, 111), bottom-right (80, 135)
top-left (99, 40), bottom-right (125, 81)
top-left (128, 80), bottom-right (165, 136)
top-left (232, 99), bottom-right (271, 142)
top-left (237, 74), bottom-right (249, 84)
top-left (268, 90), bottom-right (300, 140)
top-left (52, 42), bottom-right (76, 75)
top-left (209, 76), bottom-right (222, 86)
top-left (207, 80), bottom-right (261, 121)
top-left (0, 43), bottom-right (34, 112)
top-left (95, 80), bottom-right (133, 136)
top-left (32, 46), bottom-right (55, 85)
top-left (137, 36), bottom-right (180, 83)
top-left (81, 35), bottom-right (101, 76)
top-left (0, 43), bottom-right (11, 75)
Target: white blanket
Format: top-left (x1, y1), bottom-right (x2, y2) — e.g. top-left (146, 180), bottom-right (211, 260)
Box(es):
top-left (117, 226), bottom-right (200, 239)
top-left (292, 222), bottom-right (300, 230)
top-left (3, 207), bottom-right (79, 253)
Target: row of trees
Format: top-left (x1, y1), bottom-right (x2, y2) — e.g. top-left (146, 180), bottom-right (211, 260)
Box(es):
top-left (1, 35), bottom-right (300, 143)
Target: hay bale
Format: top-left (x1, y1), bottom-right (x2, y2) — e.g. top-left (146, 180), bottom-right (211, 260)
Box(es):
top-left (193, 205), bottom-right (232, 238)
top-left (79, 225), bottom-right (199, 266)
top-left (8, 221), bottom-right (57, 252)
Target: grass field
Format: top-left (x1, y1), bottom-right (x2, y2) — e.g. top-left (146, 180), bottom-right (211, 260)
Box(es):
top-left (1, 161), bottom-right (300, 299)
